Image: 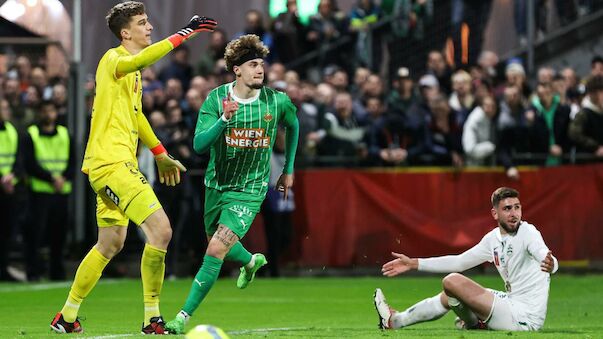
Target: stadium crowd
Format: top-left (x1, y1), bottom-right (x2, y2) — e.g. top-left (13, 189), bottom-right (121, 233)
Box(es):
top-left (2, 0), bottom-right (603, 281)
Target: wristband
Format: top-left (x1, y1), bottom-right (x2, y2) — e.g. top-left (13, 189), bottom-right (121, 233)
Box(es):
top-left (151, 143), bottom-right (167, 155)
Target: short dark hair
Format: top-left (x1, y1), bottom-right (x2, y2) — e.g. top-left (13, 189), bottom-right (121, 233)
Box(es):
top-left (592, 55), bottom-right (603, 66)
top-left (586, 75), bottom-right (603, 94)
top-left (491, 187), bottom-right (519, 207)
top-left (106, 1), bottom-right (145, 40)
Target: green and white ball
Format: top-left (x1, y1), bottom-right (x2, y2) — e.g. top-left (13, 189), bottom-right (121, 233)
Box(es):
top-left (185, 324), bottom-right (230, 339)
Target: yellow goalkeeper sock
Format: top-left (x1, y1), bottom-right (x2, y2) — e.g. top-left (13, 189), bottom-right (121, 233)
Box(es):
top-left (61, 247), bottom-right (109, 323)
top-left (141, 244), bottom-right (167, 326)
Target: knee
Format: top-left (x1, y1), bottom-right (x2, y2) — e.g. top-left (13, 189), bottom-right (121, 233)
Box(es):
top-left (442, 273), bottom-right (464, 294)
top-left (154, 220), bottom-right (172, 248)
top-left (96, 239), bottom-right (124, 259)
top-left (205, 239), bottom-right (228, 259)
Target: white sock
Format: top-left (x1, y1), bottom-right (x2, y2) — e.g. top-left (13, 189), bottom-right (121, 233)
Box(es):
top-left (448, 297), bottom-right (478, 327)
top-left (177, 310), bottom-right (190, 324)
top-left (244, 255), bottom-right (255, 270)
top-left (391, 294), bottom-right (448, 328)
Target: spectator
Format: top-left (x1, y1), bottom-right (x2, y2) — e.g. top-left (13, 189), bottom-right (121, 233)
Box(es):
top-left (262, 128), bottom-right (295, 277)
top-left (165, 78), bottom-right (184, 104)
top-left (183, 88), bottom-right (203, 129)
top-left (591, 55), bottom-right (603, 77)
top-left (272, 0), bottom-right (307, 66)
top-left (235, 10), bottom-right (275, 62)
top-left (349, 0), bottom-right (382, 71)
top-left (569, 75), bottom-right (603, 160)
top-left (450, 0), bottom-right (493, 67)
top-left (51, 83), bottom-right (68, 125)
top-left (448, 70), bottom-right (475, 126)
top-left (196, 29), bottom-right (227, 77)
top-left (426, 50), bottom-right (452, 94)
top-left (497, 85), bottom-right (527, 179)
top-left (23, 101), bottom-right (74, 281)
top-left (387, 67), bottom-right (418, 118)
top-left (350, 66), bottom-right (370, 98)
top-left (366, 96), bottom-right (409, 166)
top-left (308, 0), bottom-right (349, 69)
top-left (462, 95), bottom-right (498, 166)
top-left (0, 98), bottom-right (20, 281)
top-left (423, 93), bottom-right (464, 167)
top-left (524, 82), bottom-right (571, 166)
top-left (317, 92), bottom-right (366, 164)
top-left (159, 45), bottom-right (193, 92)
top-left (500, 61), bottom-right (531, 100)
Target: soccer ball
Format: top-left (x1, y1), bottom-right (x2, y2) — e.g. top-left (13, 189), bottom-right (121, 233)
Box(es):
top-left (185, 324), bottom-right (230, 339)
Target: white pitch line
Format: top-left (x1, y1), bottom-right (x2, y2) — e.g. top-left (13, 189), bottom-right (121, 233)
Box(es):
top-left (87, 334), bottom-right (136, 339)
top-left (228, 327), bottom-right (312, 335)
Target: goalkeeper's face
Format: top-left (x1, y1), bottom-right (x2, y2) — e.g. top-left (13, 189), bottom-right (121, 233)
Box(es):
top-left (125, 14), bottom-right (154, 47)
top-left (237, 58), bottom-right (265, 90)
top-left (492, 197), bottom-right (522, 234)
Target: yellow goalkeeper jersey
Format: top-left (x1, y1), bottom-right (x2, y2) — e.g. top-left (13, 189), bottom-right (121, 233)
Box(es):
top-left (83, 45), bottom-right (148, 174)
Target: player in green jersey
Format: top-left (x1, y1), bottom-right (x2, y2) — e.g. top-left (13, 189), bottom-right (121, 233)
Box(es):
top-left (165, 34), bottom-right (299, 334)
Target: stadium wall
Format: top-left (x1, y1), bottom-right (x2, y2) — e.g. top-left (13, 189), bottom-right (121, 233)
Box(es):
top-left (285, 164), bottom-right (603, 267)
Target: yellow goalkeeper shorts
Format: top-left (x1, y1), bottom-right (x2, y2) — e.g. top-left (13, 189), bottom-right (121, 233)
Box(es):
top-left (88, 161), bottom-right (162, 227)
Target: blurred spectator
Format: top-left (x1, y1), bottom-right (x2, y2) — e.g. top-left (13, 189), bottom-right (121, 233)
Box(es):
top-left (462, 95), bottom-right (497, 166)
top-left (477, 50), bottom-right (499, 82)
top-left (268, 62), bottom-right (287, 83)
top-left (366, 96), bottom-right (409, 166)
top-left (262, 128), bottom-right (295, 277)
top-left (308, 0), bottom-right (349, 69)
top-left (450, 0), bottom-right (493, 67)
top-left (326, 68), bottom-right (349, 92)
top-left (569, 75), bottom-right (603, 160)
top-left (524, 82), bottom-right (571, 166)
top-left (286, 82), bottom-right (320, 160)
top-left (537, 66), bottom-right (555, 84)
top-left (383, 0), bottom-right (433, 77)
top-left (165, 78), bottom-right (185, 104)
top-left (497, 85), bottom-right (527, 179)
top-left (560, 67), bottom-right (583, 108)
top-left (51, 83), bottom-right (68, 125)
top-left (590, 55), bottom-right (603, 77)
top-left (31, 66), bottom-right (51, 100)
top-left (387, 67), bottom-right (418, 118)
top-left (0, 98), bottom-right (20, 281)
top-left (350, 66), bottom-right (370, 97)
top-left (501, 61), bottom-right (531, 100)
top-left (349, 0), bottom-right (382, 71)
top-left (15, 55), bottom-right (32, 91)
top-left (317, 91), bottom-right (366, 163)
top-left (448, 70), bottom-right (475, 126)
top-left (235, 10), bottom-right (275, 63)
top-left (272, 0), bottom-right (307, 66)
top-left (183, 88), bottom-right (203, 129)
top-left (159, 45), bottom-right (193, 92)
top-left (196, 29), bottom-right (228, 77)
top-left (22, 101), bottom-right (74, 281)
top-left (426, 50), bottom-right (452, 94)
top-left (190, 75), bottom-right (213, 100)
top-left (423, 93), bottom-right (464, 167)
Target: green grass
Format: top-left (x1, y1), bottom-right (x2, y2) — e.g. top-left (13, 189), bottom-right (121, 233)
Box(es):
top-left (0, 275), bottom-right (602, 338)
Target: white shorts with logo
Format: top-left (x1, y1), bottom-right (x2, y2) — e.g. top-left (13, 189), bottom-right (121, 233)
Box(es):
top-left (485, 289), bottom-right (535, 331)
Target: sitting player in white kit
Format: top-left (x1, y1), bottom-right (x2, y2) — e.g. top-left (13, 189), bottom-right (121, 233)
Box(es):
top-left (374, 187), bottom-right (558, 331)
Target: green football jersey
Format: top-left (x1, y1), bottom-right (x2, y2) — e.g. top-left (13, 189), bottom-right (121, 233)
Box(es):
top-left (198, 82), bottom-right (297, 196)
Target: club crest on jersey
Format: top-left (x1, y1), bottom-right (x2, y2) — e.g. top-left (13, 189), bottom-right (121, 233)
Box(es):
top-left (263, 111), bottom-right (273, 122)
top-left (506, 245), bottom-right (513, 257)
top-left (225, 128), bottom-right (270, 148)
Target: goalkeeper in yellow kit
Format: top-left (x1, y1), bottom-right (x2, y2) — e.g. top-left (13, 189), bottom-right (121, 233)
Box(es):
top-left (49, 2), bottom-right (217, 335)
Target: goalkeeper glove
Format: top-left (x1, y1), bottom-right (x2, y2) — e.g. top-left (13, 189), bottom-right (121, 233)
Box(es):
top-left (168, 15), bottom-right (218, 47)
top-left (151, 144), bottom-right (187, 186)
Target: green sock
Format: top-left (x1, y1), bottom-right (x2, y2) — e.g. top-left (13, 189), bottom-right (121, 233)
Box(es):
top-left (224, 241), bottom-right (252, 266)
top-left (182, 255), bottom-right (223, 316)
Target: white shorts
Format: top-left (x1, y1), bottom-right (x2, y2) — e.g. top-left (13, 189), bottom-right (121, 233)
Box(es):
top-left (485, 289), bottom-right (534, 331)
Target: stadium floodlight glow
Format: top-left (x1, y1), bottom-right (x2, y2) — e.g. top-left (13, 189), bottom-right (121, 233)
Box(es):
top-left (0, 0), bottom-right (26, 21)
top-left (26, 0), bottom-right (36, 7)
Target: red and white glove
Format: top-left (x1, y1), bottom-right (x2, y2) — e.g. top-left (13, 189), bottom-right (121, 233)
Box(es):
top-left (168, 15), bottom-right (218, 47)
top-left (151, 144), bottom-right (187, 186)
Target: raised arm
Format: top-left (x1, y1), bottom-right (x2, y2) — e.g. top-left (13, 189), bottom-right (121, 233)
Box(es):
top-left (192, 92), bottom-right (238, 154)
top-left (382, 238), bottom-right (491, 277)
top-left (115, 16), bottom-right (217, 78)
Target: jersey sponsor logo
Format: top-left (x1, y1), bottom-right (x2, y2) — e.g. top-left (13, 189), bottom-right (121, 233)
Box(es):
top-left (240, 219), bottom-right (248, 229)
top-left (225, 128), bottom-right (270, 149)
top-left (104, 185), bottom-right (120, 206)
top-left (228, 205), bottom-right (253, 218)
top-left (194, 278), bottom-right (205, 287)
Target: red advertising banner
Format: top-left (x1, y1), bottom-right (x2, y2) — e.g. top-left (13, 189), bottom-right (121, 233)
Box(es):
top-left (288, 164), bottom-right (603, 267)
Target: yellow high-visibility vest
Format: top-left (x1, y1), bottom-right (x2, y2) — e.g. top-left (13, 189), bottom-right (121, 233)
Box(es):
top-left (27, 125), bottom-right (72, 194)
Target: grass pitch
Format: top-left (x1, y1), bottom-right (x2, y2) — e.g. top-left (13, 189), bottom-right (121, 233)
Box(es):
top-left (0, 274), bottom-right (601, 338)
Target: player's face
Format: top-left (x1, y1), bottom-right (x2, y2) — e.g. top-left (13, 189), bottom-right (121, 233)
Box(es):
top-left (236, 58), bottom-right (264, 89)
top-left (492, 197), bottom-right (522, 234)
top-left (125, 14), bottom-right (153, 47)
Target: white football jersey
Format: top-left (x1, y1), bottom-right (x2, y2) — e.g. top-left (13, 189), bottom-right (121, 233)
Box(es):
top-left (418, 221), bottom-right (557, 329)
